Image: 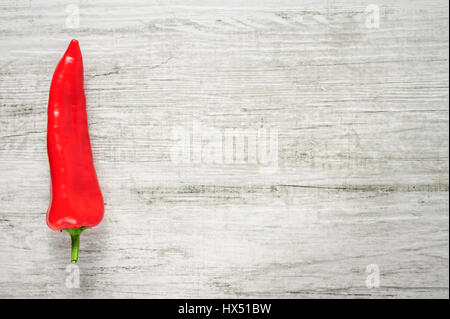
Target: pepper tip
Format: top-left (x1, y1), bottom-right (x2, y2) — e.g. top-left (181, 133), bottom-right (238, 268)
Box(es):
top-left (63, 39), bottom-right (82, 61)
top-left (68, 39), bottom-right (80, 50)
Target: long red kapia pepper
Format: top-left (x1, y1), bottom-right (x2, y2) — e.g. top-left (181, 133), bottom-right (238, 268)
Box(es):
top-left (46, 39), bottom-right (104, 263)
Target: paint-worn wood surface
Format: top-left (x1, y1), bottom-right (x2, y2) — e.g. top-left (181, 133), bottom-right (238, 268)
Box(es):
top-left (0, 0), bottom-right (448, 298)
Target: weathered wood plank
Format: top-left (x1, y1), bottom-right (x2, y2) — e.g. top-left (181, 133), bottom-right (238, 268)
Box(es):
top-left (0, 0), bottom-right (448, 298)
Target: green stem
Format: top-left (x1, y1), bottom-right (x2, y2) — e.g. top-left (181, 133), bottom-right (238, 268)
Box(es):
top-left (64, 227), bottom-right (88, 263)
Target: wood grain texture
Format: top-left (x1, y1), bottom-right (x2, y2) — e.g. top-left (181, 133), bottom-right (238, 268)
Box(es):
top-left (0, 0), bottom-right (448, 298)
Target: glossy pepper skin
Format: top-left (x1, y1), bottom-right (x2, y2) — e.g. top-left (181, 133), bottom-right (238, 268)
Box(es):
top-left (46, 39), bottom-right (104, 263)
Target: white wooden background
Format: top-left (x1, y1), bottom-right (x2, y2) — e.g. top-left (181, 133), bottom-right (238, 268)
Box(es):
top-left (0, 0), bottom-right (448, 298)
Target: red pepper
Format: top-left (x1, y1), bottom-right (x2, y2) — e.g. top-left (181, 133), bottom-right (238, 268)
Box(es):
top-left (46, 39), bottom-right (104, 263)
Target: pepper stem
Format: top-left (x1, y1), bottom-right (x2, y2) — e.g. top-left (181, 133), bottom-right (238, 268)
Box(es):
top-left (64, 227), bottom-right (88, 263)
